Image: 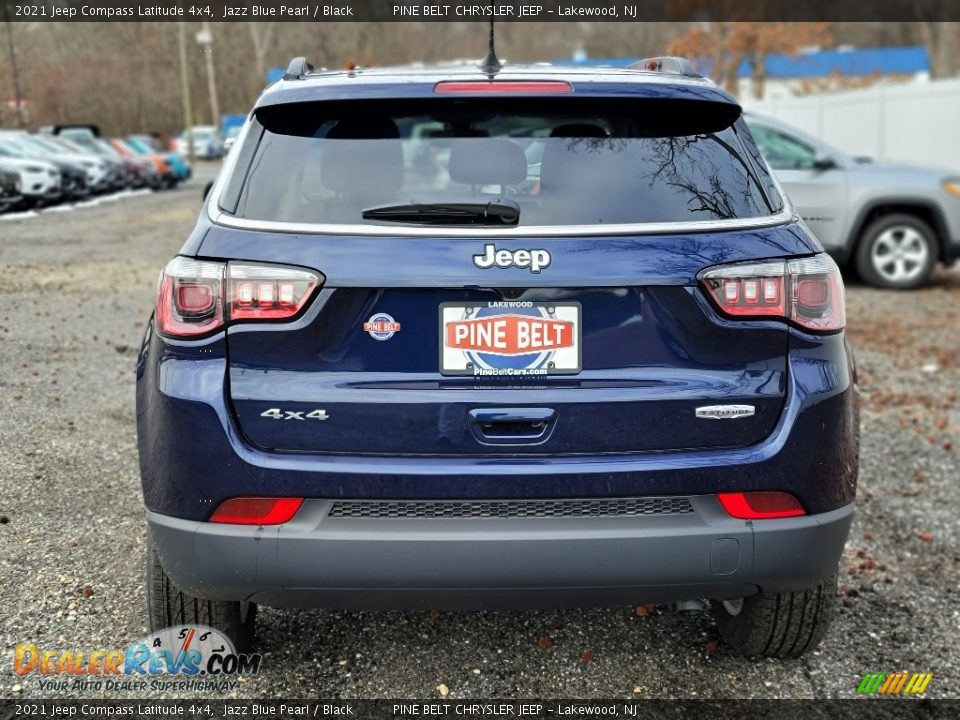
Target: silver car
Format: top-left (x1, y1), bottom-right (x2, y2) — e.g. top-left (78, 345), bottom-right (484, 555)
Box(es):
top-left (746, 113), bottom-right (960, 288)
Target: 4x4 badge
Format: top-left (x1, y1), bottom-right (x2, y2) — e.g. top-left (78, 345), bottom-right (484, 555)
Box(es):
top-left (473, 244), bottom-right (551, 274)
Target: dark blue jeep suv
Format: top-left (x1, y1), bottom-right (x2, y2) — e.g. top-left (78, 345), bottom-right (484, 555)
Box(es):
top-left (137, 57), bottom-right (858, 658)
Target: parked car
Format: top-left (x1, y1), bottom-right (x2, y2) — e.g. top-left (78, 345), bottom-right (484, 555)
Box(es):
top-left (0, 162), bottom-right (22, 212)
top-left (91, 138), bottom-right (147, 189)
top-left (175, 125), bottom-right (223, 160)
top-left (139, 57), bottom-right (858, 658)
top-left (745, 113), bottom-right (960, 289)
top-left (12, 131), bottom-right (112, 195)
top-left (39, 134), bottom-right (126, 192)
top-left (110, 139), bottom-right (167, 189)
top-left (223, 125), bottom-right (242, 153)
top-left (0, 140), bottom-right (62, 206)
top-left (127, 135), bottom-right (192, 184)
top-left (0, 131), bottom-right (93, 202)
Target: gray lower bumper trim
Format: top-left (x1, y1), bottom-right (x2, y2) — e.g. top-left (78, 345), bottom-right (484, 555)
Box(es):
top-left (147, 497), bottom-right (853, 610)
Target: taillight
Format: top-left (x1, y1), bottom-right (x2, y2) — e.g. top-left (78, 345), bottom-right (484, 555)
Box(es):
top-left (227, 263), bottom-right (319, 321)
top-left (155, 258), bottom-right (224, 338)
top-left (717, 492), bottom-right (806, 519)
top-left (209, 497), bottom-right (304, 525)
top-left (699, 254), bottom-right (845, 333)
top-left (155, 258), bottom-right (320, 339)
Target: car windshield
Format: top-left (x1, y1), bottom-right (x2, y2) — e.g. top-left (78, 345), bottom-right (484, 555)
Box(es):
top-left (0, 137), bottom-right (32, 158)
top-left (53, 137), bottom-right (92, 154)
top-left (227, 98), bottom-right (781, 227)
top-left (95, 140), bottom-right (120, 158)
top-left (130, 135), bottom-right (160, 152)
top-left (126, 138), bottom-right (152, 155)
top-left (58, 131), bottom-right (97, 149)
top-left (21, 135), bottom-right (67, 155)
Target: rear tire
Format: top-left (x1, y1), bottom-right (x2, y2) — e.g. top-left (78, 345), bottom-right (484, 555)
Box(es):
top-left (855, 214), bottom-right (937, 289)
top-left (711, 571), bottom-right (838, 658)
top-left (146, 543), bottom-right (256, 653)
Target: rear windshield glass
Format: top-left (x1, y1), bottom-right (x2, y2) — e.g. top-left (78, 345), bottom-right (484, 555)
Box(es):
top-left (227, 98), bottom-right (782, 227)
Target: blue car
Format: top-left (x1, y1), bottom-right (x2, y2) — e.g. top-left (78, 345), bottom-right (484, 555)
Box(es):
top-left (137, 56), bottom-right (858, 657)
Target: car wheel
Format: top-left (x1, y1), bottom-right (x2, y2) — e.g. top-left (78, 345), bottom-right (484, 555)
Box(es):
top-left (146, 543), bottom-right (256, 653)
top-left (855, 214), bottom-right (937, 289)
top-left (710, 571), bottom-right (837, 658)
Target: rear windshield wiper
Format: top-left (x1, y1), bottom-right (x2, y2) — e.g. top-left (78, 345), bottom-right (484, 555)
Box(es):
top-left (362, 200), bottom-right (520, 226)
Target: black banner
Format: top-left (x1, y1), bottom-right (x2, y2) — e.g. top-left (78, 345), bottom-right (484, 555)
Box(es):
top-left (2, 0), bottom-right (960, 22)
top-left (1, 700), bottom-right (958, 720)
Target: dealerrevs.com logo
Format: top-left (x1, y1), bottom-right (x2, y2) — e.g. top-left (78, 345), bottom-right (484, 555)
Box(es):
top-left (14, 625), bottom-right (261, 693)
top-left (857, 671), bottom-right (934, 696)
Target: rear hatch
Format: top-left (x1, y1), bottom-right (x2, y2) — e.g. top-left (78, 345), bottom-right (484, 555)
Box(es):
top-left (208, 88), bottom-right (807, 456)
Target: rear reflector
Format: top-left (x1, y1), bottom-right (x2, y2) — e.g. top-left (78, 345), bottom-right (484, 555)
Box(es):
top-left (209, 497), bottom-right (304, 525)
top-left (434, 80), bottom-right (573, 94)
top-left (717, 492), bottom-right (806, 520)
top-left (699, 254), bottom-right (845, 333)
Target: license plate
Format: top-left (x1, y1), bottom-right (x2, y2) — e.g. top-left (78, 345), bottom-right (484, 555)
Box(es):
top-left (439, 302), bottom-right (581, 377)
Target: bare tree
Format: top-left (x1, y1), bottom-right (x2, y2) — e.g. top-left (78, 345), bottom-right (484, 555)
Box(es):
top-left (4, 21), bottom-right (956, 136)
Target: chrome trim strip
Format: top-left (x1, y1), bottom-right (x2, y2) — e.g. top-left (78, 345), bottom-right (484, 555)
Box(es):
top-left (207, 205), bottom-right (796, 238)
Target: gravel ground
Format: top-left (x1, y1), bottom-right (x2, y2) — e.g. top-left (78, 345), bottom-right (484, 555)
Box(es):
top-left (1, 170), bottom-right (958, 700)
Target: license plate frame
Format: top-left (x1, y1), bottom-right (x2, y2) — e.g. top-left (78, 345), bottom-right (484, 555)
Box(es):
top-left (439, 301), bottom-right (582, 377)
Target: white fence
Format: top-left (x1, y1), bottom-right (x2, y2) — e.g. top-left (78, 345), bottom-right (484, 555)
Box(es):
top-left (742, 78), bottom-right (960, 172)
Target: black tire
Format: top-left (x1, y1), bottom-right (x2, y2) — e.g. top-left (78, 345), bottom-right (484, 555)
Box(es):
top-left (711, 572), bottom-right (838, 658)
top-left (855, 213), bottom-right (937, 289)
top-left (146, 544), bottom-right (256, 653)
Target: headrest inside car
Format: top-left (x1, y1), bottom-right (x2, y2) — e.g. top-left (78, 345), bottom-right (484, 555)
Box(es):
top-left (320, 117), bottom-right (403, 194)
top-left (448, 138), bottom-right (527, 186)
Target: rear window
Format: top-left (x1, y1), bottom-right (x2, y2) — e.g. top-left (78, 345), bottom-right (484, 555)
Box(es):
top-left (225, 98), bottom-right (782, 228)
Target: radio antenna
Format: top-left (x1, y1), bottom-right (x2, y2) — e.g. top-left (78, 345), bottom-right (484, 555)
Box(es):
top-left (479, 19), bottom-right (502, 77)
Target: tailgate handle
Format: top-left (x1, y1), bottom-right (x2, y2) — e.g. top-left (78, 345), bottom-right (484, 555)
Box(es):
top-left (469, 408), bottom-right (556, 443)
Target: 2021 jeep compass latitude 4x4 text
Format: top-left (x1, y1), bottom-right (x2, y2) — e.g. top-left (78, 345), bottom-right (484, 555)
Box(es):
top-left (137, 56), bottom-right (858, 658)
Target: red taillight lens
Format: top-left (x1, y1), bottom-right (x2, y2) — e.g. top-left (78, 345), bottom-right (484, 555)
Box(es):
top-left (434, 80), bottom-right (573, 94)
top-left (227, 263), bottom-right (319, 321)
top-left (155, 258), bottom-right (225, 338)
top-left (786, 256), bottom-right (845, 332)
top-left (176, 283), bottom-right (215, 314)
top-left (209, 497), bottom-right (304, 525)
top-left (155, 258), bottom-right (321, 339)
top-left (699, 254), bottom-right (845, 332)
top-left (717, 492), bottom-right (806, 519)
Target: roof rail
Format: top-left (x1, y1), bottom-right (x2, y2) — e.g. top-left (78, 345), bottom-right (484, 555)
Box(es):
top-left (629, 56), bottom-right (701, 78)
top-left (283, 57), bottom-right (315, 81)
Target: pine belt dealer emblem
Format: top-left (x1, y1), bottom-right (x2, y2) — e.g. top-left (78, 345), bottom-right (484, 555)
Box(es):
top-left (364, 313), bottom-right (401, 341)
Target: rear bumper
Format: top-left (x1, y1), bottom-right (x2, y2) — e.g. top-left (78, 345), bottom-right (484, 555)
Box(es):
top-left (148, 498), bottom-right (852, 609)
